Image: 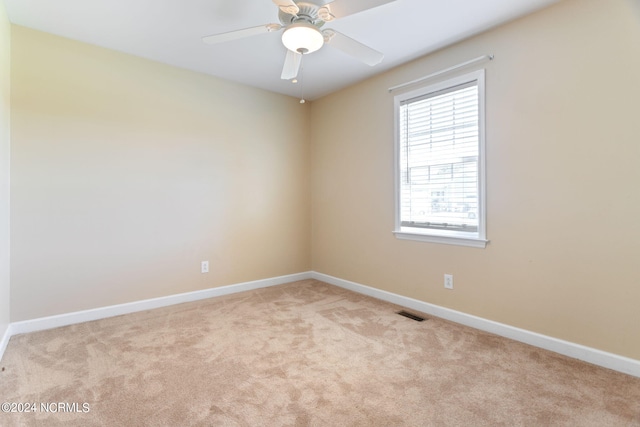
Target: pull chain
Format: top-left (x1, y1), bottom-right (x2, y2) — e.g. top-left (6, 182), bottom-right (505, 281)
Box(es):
top-left (298, 54), bottom-right (305, 104)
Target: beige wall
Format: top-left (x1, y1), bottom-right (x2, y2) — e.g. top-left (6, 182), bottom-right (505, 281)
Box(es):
top-left (311, 0), bottom-right (640, 360)
top-left (0, 1), bottom-right (10, 336)
top-left (10, 26), bottom-right (311, 321)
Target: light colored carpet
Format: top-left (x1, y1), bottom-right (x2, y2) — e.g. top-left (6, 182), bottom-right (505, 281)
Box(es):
top-left (1, 279), bottom-right (639, 426)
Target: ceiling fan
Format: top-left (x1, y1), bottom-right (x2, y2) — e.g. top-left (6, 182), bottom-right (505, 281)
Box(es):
top-left (202, 0), bottom-right (396, 81)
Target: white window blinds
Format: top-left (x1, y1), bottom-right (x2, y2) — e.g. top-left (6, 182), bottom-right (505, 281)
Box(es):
top-left (398, 81), bottom-right (479, 234)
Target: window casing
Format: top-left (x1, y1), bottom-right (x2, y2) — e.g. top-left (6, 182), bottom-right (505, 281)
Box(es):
top-left (393, 70), bottom-right (487, 248)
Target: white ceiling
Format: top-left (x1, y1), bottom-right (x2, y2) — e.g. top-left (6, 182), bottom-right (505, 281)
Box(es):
top-left (4, 0), bottom-right (560, 100)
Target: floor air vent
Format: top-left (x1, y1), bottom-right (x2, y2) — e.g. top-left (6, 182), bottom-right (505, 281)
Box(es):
top-left (396, 310), bottom-right (426, 322)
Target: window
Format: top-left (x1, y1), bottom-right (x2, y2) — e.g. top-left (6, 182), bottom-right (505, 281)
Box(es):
top-left (393, 70), bottom-right (487, 248)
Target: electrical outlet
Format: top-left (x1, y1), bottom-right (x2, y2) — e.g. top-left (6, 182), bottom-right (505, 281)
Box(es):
top-left (444, 274), bottom-right (453, 290)
top-left (201, 261), bottom-right (209, 274)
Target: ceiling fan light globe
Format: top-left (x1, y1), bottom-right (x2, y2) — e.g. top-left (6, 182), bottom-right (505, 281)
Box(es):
top-left (282, 23), bottom-right (324, 54)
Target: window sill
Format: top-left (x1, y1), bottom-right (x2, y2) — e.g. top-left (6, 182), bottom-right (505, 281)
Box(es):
top-left (393, 230), bottom-right (488, 248)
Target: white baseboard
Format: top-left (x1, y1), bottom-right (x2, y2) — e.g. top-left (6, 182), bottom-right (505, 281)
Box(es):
top-left (311, 272), bottom-right (640, 378)
top-left (3, 270), bottom-right (639, 379)
top-left (8, 272), bottom-right (313, 338)
top-left (0, 323), bottom-right (11, 362)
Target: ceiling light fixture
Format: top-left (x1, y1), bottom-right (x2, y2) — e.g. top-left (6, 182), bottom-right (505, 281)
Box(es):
top-left (281, 22), bottom-right (324, 54)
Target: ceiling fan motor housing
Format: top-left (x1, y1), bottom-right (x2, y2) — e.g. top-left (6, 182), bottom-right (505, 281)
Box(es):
top-left (278, 2), bottom-right (327, 28)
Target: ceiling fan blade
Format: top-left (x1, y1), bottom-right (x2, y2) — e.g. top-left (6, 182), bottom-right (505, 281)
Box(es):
top-left (320, 0), bottom-right (395, 21)
top-left (202, 24), bottom-right (282, 45)
top-left (323, 30), bottom-right (384, 66)
top-left (272, 0), bottom-right (299, 16)
top-left (281, 50), bottom-right (302, 80)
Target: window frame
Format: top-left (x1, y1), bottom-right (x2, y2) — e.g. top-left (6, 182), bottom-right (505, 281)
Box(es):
top-left (393, 69), bottom-right (488, 248)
